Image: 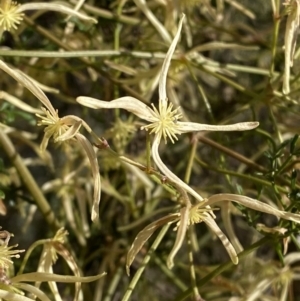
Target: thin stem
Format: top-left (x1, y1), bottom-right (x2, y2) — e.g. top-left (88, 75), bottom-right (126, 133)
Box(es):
top-left (197, 135), bottom-right (265, 172)
top-left (69, 0), bottom-right (140, 25)
top-left (23, 16), bottom-right (148, 103)
top-left (103, 265), bottom-right (123, 301)
top-left (174, 236), bottom-right (272, 301)
top-left (0, 131), bottom-right (60, 230)
top-left (186, 63), bottom-right (214, 120)
top-left (195, 156), bottom-right (289, 194)
top-left (153, 254), bottom-right (188, 291)
top-left (270, 0), bottom-right (281, 76)
top-left (146, 132), bottom-right (151, 172)
top-left (184, 137), bottom-right (198, 183)
top-left (121, 224), bottom-right (170, 301)
top-left (187, 227), bottom-right (201, 301)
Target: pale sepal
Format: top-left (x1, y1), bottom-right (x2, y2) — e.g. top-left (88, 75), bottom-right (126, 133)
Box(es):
top-left (77, 96), bottom-right (155, 122)
top-left (17, 3), bottom-right (97, 24)
top-left (55, 120), bottom-right (82, 142)
top-left (159, 14), bottom-right (185, 104)
top-left (151, 135), bottom-right (204, 202)
top-left (205, 194), bottom-right (300, 224)
top-left (75, 134), bottom-right (101, 222)
top-left (204, 216), bottom-right (238, 265)
top-left (126, 213), bottom-right (180, 275)
top-left (177, 121), bottom-right (259, 133)
top-left (167, 205), bottom-right (190, 269)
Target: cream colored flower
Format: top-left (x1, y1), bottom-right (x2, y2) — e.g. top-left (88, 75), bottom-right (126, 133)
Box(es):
top-left (127, 193), bottom-right (300, 271)
top-left (77, 14), bottom-right (259, 203)
top-left (0, 229), bottom-right (24, 285)
top-left (0, 0), bottom-right (97, 36)
top-left (0, 1), bottom-right (23, 32)
top-left (0, 59), bottom-right (101, 222)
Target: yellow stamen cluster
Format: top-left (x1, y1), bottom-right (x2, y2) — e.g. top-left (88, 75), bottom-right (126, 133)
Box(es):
top-left (189, 204), bottom-right (215, 225)
top-left (0, 244), bottom-right (22, 269)
top-left (0, 230), bottom-right (24, 273)
top-left (142, 100), bottom-right (183, 144)
top-left (36, 108), bottom-right (67, 141)
top-left (0, 1), bottom-right (23, 32)
top-left (49, 228), bottom-right (68, 263)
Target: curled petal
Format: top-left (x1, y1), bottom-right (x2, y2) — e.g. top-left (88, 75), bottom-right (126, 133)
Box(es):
top-left (77, 96), bottom-right (155, 122)
top-left (177, 121), bottom-right (259, 133)
top-left (205, 194), bottom-right (300, 224)
top-left (204, 216), bottom-right (238, 265)
top-left (75, 134), bottom-right (101, 222)
top-left (151, 134), bottom-right (204, 202)
top-left (284, 252), bottom-right (300, 266)
top-left (17, 3), bottom-right (97, 23)
top-left (61, 115), bottom-right (92, 133)
top-left (55, 120), bottom-right (82, 142)
top-left (221, 202), bottom-right (244, 254)
top-left (159, 14), bottom-right (185, 104)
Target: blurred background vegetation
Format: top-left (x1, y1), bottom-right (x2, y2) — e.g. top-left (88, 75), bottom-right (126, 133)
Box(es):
top-left (1, 0), bottom-right (300, 300)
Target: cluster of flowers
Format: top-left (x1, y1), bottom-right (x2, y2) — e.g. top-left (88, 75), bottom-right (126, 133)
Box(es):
top-left (1, 0), bottom-right (300, 288)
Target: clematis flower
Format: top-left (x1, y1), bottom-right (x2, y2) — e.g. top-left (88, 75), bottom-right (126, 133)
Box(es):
top-left (77, 14), bottom-right (259, 203)
top-left (0, 59), bottom-right (101, 222)
top-left (0, 0), bottom-right (97, 37)
top-left (0, 228), bottom-right (106, 301)
top-left (126, 193), bottom-right (300, 271)
top-left (0, 229), bottom-right (24, 285)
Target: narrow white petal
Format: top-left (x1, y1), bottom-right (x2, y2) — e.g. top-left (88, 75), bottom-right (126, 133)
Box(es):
top-left (167, 205), bottom-right (190, 269)
top-left (0, 60), bottom-right (56, 116)
top-left (158, 14), bottom-right (185, 104)
top-left (0, 289), bottom-right (34, 301)
top-left (75, 134), bottom-right (101, 222)
top-left (77, 96), bottom-right (155, 122)
top-left (151, 134), bottom-right (204, 202)
top-left (0, 91), bottom-right (43, 114)
top-left (13, 283), bottom-right (52, 301)
top-left (205, 194), bottom-right (300, 224)
top-left (204, 216), bottom-right (238, 265)
top-left (221, 202), bottom-right (244, 254)
top-left (17, 3), bottom-right (97, 23)
top-left (284, 252), bottom-right (300, 266)
top-left (177, 121), bottom-right (259, 133)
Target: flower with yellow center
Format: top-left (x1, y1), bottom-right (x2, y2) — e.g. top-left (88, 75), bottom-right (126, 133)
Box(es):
top-left (0, 59), bottom-right (101, 222)
top-left (77, 14), bottom-right (259, 204)
top-left (0, 229), bottom-right (24, 285)
top-left (0, 0), bottom-right (97, 37)
top-left (126, 193), bottom-right (300, 271)
top-left (0, 1), bottom-right (23, 33)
